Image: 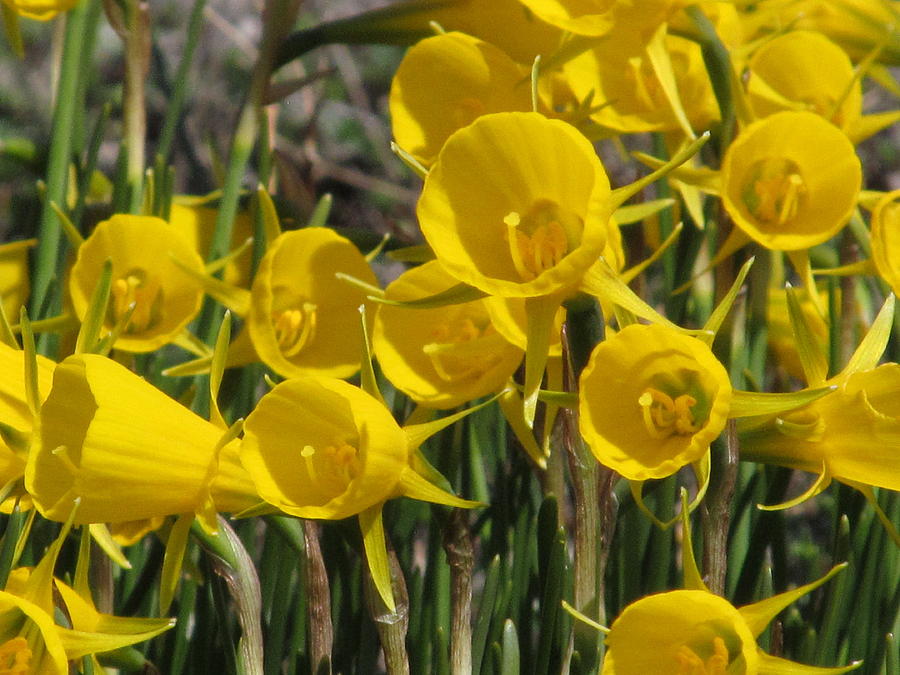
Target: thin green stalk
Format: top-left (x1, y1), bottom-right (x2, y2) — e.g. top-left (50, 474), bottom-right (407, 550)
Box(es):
top-left (155, 0), bottom-right (208, 165)
top-left (302, 520), bottom-right (333, 675)
top-left (442, 509), bottom-right (473, 675)
top-left (364, 549), bottom-right (410, 675)
top-left (701, 419), bottom-right (738, 595)
top-left (31, 0), bottom-right (94, 316)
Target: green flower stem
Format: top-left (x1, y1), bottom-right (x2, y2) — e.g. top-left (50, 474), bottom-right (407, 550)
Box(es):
top-left (302, 520), bottom-right (333, 674)
top-left (702, 419), bottom-right (739, 595)
top-left (31, 0), bottom-right (94, 317)
top-left (206, 0), bottom-right (299, 268)
top-left (155, 0), bottom-right (207, 165)
top-left (120, 0), bottom-right (149, 213)
top-left (563, 294), bottom-right (608, 670)
top-left (193, 518), bottom-right (264, 675)
top-left (441, 509), bottom-right (473, 675)
top-left (364, 548), bottom-right (410, 675)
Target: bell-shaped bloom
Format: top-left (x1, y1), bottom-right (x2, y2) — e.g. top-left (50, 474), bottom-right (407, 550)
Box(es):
top-left (1, 0), bottom-right (78, 20)
top-left (517, 0), bottom-right (681, 38)
top-left (389, 32), bottom-right (533, 166)
top-left (601, 570), bottom-right (858, 674)
top-left (241, 227), bottom-right (379, 379)
top-left (579, 323), bottom-right (732, 481)
top-left (373, 261), bottom-right (523, 409)
top-left (561, 24), bottom-right (722, 134)
top-left (0, 341), bottom-right (55, 511)
top-left (747, 0), bottom-right (900, 65)
top-left (242, 376), bottom-right (482, 609)
top-left (720, 111), bottom-right (861, 251)
top-left (746, 31), bottom-right (861, 134)
top-left (418, 112), bottom-right (614, 299)
top-left (0, 239), bottom-right (34, 321)
top-left (870, 190), bottom-right (900, 296)
top-left (739, 364), bottom-right (900, 495)
top-left (25, 354), bottom-right (257, 527)
top-left (68, 214), bottom-right (206, 352)
top-left (168, 199), bottom-right (253, 289)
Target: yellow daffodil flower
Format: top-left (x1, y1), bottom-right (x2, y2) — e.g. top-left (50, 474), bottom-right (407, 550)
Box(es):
top-left (241, 376), bottom-right (483, 608)
top-left (389, 32), bottom-right (532, 166)
top-left (740, 363), bottom-right (900, 500)
top-left (68, 214), bottom-right (206, 352)
top-left (25, 353), bottom-right (257, 529)
top-left (569, 491), bottom-right (859, 674)
top-left (241, 227), bottom-right (379, 379)
top-left (418, 112), bottom-right (613, 299)
top-left (747, 31), bottom-right (861, 133)
top-left (0, 239), bottom-right (34, 322)
top-left (517, 0), bottom-right (682, 38)
top-left (720, 111), bottom-right (861, 251)
top-left (373, 261), bottom-right (523, 409)
top-left (1, 0), bottom-right (78, 20)
top-left (746, 0), bottom-right (900, 65)
top-left (579, 323), bottom-right (732, 481)
top-left (870, 190), bottom-right (900, 295)
top-left (0, 341), bottom-right (54, 511)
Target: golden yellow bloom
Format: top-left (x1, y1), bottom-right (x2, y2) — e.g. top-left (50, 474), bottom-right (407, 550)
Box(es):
top-left (739, 364), bottom-right (900, 494)
top-left (239, 227), bottom-right (379, 379)
top-left (0, 239), bottom-right (34, 321)
top-left (720, 111), bottom-right (861, 251)
top-left (25, 354), bottom-right (257, 526)
top-left (68, 214), bottom-right (205, 352)
top-left (389, 31), bottom-right (532, 166)
top-left (0, 342), bottom-right (55, 511)
top-left (518, 0), bottom-right (681, 38)
top-left (746, 31), bottom-right (861, 133)
top-left (579, 323), bottom-right (732, 480)
top-left (870, 190), bottom-right (900, 296)
top-left (373, 261), bottom-right (523, 409)
top-left (1, 0), bottom-right (78, 20)
top-left (562, 29), bottom-right (719, 134)
top-left (418, 112), bottom-right (614, 299)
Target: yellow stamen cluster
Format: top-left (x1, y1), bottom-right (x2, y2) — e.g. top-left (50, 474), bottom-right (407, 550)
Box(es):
top-left (111, 271), bottom-right (163, 334)
top-left (504, 210), bottom-right (569, 282)
top-left (638, 387), bottom-right (701, 439)
top-left (272, 302), bottom-right (318, 358)
top-left (744, 159), bottom-right (807, 227)
top-left (0, 637), bottom-right (31, 675)
top-left (675, 636), bottom-right (730, 675)
top-left (423, 314), bottom-right (501, 382)
top-left (300, 440), bottom-right (361, 498)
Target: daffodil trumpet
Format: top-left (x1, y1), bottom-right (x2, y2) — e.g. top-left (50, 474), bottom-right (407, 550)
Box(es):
top-left (566, 490), bottom-right (861, 674)
top-left (241, 376), bottom-right (495, 610)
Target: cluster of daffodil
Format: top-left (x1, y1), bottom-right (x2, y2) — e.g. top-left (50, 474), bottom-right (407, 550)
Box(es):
top-left (0, 0), bottom-right (898, 672)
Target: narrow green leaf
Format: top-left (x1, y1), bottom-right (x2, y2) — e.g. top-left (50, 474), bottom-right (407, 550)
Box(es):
top-left (368, 281), bottom-right (486, 309)
top-left (500, 621), bottom-right (519, 675)
top-left (472, 556), bottom-right (501, 675)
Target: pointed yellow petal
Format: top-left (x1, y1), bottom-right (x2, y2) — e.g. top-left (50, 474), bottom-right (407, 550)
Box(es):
top-left (359, 505), bottom-right (395, 612)
top-left (397, 468), bottom-right (482, 509)
top-left (739, 563), bottom-right (848, 638)
top-left (757, 652), bottom-right (861, 675)
top-left (497, 387), bottom-right (547, 469)
top-left (785, 285), bottom-right (828, 386)
top-left (402, 392), bottom-right (503, 451)
top-left (679, 487), bottom-right (708, 593)
top-left (522, 295), bottom-right (559, 428)
top-left (88, 524), bottom-right (131, 570)
top-left (700, 257), bottom-right (754, 345)
top-left (729, 387), bottom-right (836, 419)
top-left (160, 513), bottom-right (194, 614)
top-left (839, 294), bottom-right (894, 378)
top-left (758, 466), bottom-right (832, 512)
top-left (645, 22), bottom-right (696, 139)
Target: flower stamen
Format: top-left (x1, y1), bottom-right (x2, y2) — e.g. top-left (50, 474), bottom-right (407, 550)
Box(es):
top-left (675, 637), bottom-right (729, 675)
top-left (639, 387), bottom-right (700, 439)
top-left (0, 637), bottom-right (31, 675)
top-left (273, 302), bottom-right (318, 358)
top-left (110, 271), bottom-right (163, 334)
top-left (423, 314), bottom-right (502, 382)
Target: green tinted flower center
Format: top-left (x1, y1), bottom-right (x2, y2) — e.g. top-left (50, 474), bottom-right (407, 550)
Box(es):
top-left (423, 311), bottom-right (503, 382)
top-left (503, 199), bottom-right (583, 281)
top-left (273, 303), bottom-right (318, 358)
top-left (638, 387), bottom-right (701, 439)
top-left (675, 636), bottom-right (730, 675)
top-left (110, 269), bottom-right (164, 334)
top-left (300, 440), bottom-right (360, 497)
top-left (742, 158), bottom-right (807, 227)
top-left (0, 637), bottom-right (31, 675)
